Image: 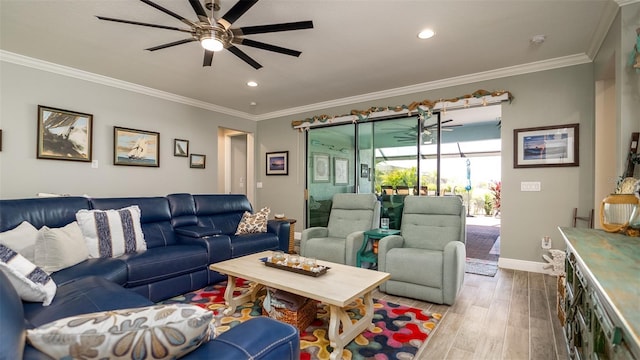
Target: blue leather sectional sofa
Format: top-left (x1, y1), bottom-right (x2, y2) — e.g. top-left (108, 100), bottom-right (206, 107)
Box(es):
top-left (0, 193), bottom-right (299, 359)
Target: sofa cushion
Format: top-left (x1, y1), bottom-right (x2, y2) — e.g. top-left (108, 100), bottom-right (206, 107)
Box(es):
top-left (118, 245), bottom-right (208, 288)
top-left (230, 233), bottom-right (280, 258)
top-left (35, 222), bottom-right (89, 273)
top-left (24, 275), bottom-right (153, 327)
top-left (0, 271), bottom-right (27, 360)
top-left (194, 194), bottom-right (252, 234)
top-left (0, 244), bottom-right (56, 306)
top-left (90, 197), bottom-right (176, 248)
top-left (235, 207), bottom-right (270, 235)
top-left (0, 197), bottom-right (91, 233)
top-left (0, 221), bottom-right (39, 263)
top-left (76, 206), bottom-right (147, 258)
top-left (27, 304), bottom-right (213, 360)
top-left (51, 258), bottom-right (128, 287)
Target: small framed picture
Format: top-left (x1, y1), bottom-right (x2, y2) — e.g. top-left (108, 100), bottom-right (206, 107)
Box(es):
top-left (312, 153), bottom-right (330, 182)
top-left (334, 157), bottom-right (349, 185)
top-left (190, 154), bottom-right (206, 169)
top-left (360, 164), bottom-right (369, 178)
top-left (174, 139), bottom-right (189, 157)
top-left (37, 105), bottom-right (93, 162)
top-left (266, 151), bottom-right (288, 175)
top-left (114, 126), bottom-right (160, 167)
top-left (514, 123), bottom-right (579, 168)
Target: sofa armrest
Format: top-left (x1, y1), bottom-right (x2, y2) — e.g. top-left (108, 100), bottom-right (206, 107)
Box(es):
top-left (181, 317), bottom-right (300, 360)
top-left (176, 233), bottom-right (232, 264)
top-left (175, 225), bottom-right (222, 238)
top-left (300, 227), bottom-right (328, 256)
top-left (377, 235), bottom-right (404, 272)
top-left (267, 220), bottom-right (290, 252)
top-left (442, 241), bottom-right (466, 305)
top-left (345, 231), bottom-right (365, 266)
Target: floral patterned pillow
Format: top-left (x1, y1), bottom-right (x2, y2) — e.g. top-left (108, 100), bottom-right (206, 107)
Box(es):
top-left (235, 207), bottom-right (270, 235)
top-left (27, 304), bottom-right (213, 359)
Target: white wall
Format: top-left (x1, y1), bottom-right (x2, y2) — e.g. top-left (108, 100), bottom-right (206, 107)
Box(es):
top-left (0, 61), bottom-right (257, 199)
top-left (257, 63), bottom-right (596, 266)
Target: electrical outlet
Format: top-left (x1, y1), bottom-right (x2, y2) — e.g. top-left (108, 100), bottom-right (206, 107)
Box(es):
top-left (541, 236), bottom-right (552, 249)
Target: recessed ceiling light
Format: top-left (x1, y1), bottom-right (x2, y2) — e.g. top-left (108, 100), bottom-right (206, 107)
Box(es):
top-left (250, 102), bottom-right (257, 106)
top-left (247, 81), bottom-right (258, 87)
top-left (418, 29), bottom-right (435, 39)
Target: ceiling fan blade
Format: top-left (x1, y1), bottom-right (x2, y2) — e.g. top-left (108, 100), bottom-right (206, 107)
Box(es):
top-left (96, 16), bottom-right (192, 33)
top-left (145, 38), bottom-right (196, 51)
top-left (139, 0), bottom-right (197, 27)
top-left (234, 38), bottom-right (301, 57)
top-left (235, 20), bottom-right (314, 35)
top-left (218, 0), bottom-right (259, 30)
top-left (203, 50), bottom-right (214, 66)
top-left (227, 45), bottom-right (262, 69)
top-left (189, 0), bottom-right (210, 24)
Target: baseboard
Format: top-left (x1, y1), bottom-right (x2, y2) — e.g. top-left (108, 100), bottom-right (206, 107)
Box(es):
top-left (498, 257), bottom-right (552, 274)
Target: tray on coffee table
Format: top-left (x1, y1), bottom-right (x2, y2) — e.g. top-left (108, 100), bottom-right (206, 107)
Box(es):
top-left (260, 258), bottom-right (329, 277)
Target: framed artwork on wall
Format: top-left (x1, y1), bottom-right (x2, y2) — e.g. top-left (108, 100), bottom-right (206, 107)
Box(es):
top-left (113, 126), bottom-right (160, 167)
top-left (312, 153), bottom-right (330, 182)
top-left (173, 139), bottom-right (189, 157)
top-left (334, 157), bottom-right (349, 185)
top-left (37, 105), bottom-right (93, 162)
top-left (266, 151), bottom-right (288, 175)
top-left (513, 123), bottom-right (579, 168)
top-left (190, 154), bottom-right (206, 169)
top-left (360, 164), bottom-right (369, 178)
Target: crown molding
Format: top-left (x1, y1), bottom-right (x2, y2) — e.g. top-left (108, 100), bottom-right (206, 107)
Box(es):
top-left (2, 50), bottom-right (591, 122)
top-left (614, 0), bottom-right (639, 6)
top-left (0, 50), bottom-right (252, 120)
top-left (253, 53), bottom-right (592, 121)
top-left (588, 1), bottom-right (622, 59)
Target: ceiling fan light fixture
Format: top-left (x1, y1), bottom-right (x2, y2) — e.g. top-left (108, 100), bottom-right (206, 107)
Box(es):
top-left (201, 36), bottom-right (224, 51)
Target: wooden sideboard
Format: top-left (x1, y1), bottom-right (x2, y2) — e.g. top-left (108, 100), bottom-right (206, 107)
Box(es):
top-left (558, 227), bottom-right (639, 359)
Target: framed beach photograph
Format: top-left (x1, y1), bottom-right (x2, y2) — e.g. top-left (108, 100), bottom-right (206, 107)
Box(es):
top-left (37, 105), bottom-right (93, 162)
top-left (266, 151), bottom-right (288, 175)
top-left (190, 154), bottom-right (206, 169)
top-left (514, 123), bottom-right (579, 168)
top-left (174, 139), bottom-right (189, 157)
top-left (334, 157), bottom-right (349, 185)
top-left (312, 153), bottom-right (330, 182)
top-left (114, 127), bottom-right (159, 167)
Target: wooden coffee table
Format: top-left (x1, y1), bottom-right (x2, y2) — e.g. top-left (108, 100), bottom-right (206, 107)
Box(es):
top-left (210, 251), bottom-right (390, 360)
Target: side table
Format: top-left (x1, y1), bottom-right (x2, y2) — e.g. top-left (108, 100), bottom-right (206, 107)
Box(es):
top-left (356, 228), bottom-right (401, 268)
top-left (275, 218), bottom-right (297, 254)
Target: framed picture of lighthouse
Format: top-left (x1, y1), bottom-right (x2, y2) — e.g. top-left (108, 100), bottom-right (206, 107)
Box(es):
top-left (113, 127), bottom-right (160, 167)
top-left (37, 105), bottom-right (93, 162)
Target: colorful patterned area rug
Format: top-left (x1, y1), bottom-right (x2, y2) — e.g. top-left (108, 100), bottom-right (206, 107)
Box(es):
top-left (161, 279), bottom-right (442, 360)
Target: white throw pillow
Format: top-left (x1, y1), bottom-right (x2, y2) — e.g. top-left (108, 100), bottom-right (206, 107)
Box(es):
top-left (0, 243), bottom-right (56, 306)
top-left (27, 304), bottom-right (213, 359)
top-left (235, 207), bottom-right (270, 235)
top-left (0, 221), bottom-right (39, 263)
top-left (75, 206), bottom-right (147, 258)
top-left (35, 222), bottom-right (89, 273)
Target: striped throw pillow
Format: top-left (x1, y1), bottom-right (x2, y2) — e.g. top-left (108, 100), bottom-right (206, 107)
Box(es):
top-left (75, 206), bottom-right (147, 258)
top-left (0, 243), bottom-right (57, 306)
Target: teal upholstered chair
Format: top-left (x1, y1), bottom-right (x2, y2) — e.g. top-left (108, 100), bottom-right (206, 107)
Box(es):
top-left (300, 193), bottom-right (380, 266)
top-left (378, 196), bottom-right (466, 305)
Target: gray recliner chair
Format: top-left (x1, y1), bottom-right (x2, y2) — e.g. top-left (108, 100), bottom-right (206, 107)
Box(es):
top-left (378, 196), bottom-right (466, 305)
top-left (300, 193), bottom-right (380, 266)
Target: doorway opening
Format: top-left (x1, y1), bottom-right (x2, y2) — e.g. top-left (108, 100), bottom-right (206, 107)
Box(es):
top-left (217, 127), bottom-right (255, 203)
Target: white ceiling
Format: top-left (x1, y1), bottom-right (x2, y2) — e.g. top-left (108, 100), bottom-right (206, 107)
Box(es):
top-left (0, 0), bottom-right (620, 121)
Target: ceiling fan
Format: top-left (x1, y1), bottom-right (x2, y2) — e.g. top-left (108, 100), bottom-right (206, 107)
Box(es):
top-left (392, 119), bottom-right (462, 143)
top-left (97, 0), bottom-right (314, 69)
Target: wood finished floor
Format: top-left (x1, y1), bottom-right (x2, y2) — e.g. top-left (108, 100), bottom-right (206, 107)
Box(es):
top-left (373, 268), bottom-right (570, 360)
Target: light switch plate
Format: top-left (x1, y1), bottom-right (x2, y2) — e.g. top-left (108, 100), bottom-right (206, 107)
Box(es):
top-left (521, 181), bottom-right (541, 191)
